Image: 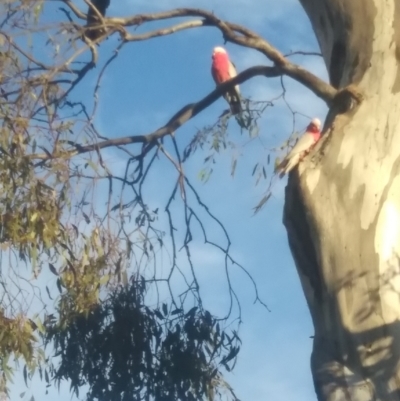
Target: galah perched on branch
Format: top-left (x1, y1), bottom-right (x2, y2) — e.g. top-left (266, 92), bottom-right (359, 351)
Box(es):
top-left (211, 46), bottom-right (242, 115)
top-left (275, 118), bottom-right (322, 178)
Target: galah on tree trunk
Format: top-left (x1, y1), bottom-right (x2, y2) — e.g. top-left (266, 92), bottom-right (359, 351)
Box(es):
top-left (276, 118), bottom-right (322, 178)
top-left (211, 46), bottom-right (242, 115)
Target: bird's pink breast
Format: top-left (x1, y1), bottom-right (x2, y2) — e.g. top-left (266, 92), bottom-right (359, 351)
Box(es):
top-left (211, 53), bottom-right (231, 83)
top-left (312, 131), bottom-right (321, 142)
top-left (305, 125), bottom-right (321, 142)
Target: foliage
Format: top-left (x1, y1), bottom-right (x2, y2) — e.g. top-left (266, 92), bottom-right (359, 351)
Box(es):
top-left (46, 278), bottom-right (241, 401)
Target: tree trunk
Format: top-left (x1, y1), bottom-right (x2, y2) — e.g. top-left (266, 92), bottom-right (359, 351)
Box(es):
top-left (285, 1), bottom-right (400, 400)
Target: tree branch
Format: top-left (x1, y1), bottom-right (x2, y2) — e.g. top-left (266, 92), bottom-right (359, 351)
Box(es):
top-left (124, 20), bottom-right (206, 41)
top-left (60, 0), bottom-right (87, 19)
top-left (30, 65), bottom-right (281, 160)
top-left (58, 5), bottom-right (337, 104)
top-left (284, 50), bottom-right (323, 57)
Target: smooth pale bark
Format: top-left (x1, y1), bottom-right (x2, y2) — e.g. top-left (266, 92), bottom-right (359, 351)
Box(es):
top-left (285, 1), bottom-right (400, 400)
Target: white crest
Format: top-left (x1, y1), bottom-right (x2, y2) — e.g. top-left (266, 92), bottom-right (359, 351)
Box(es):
top-left (311, 118), bottom-right (321, 129)
top-left (213, 46), bottom-right (227, 55)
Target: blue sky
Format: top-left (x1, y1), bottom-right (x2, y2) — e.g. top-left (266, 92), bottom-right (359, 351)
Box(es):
top-left (9, 0), bottom-right (329, 400)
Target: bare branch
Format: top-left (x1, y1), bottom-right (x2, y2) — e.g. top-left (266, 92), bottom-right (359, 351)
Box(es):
top-left (30, 65), bottom-right (281, 160)
top-left (124, 20), bottom-right (206, 42)
top-left (284, 50), bottom-right (323, 57)
top-left (99, 8), bottom-right (337, 103)
top-left (59, 0), bottom-right (87, 19)
top-left (54, 5), bottom-right (336, 105)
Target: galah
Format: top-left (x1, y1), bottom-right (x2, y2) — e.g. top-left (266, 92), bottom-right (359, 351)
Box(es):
top-left (211, 46), bottom-right (242, 115)
top-left (275, 118), bottom-right (322, 178)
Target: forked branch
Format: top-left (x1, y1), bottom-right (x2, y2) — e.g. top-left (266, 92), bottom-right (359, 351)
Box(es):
top-left (60, 3), bottom-right (337, 105)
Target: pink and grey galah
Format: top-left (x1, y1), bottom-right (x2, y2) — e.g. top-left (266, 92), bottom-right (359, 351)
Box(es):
top-left (211, 46), bottom-right (242, 115)
top-left (275, 118), bottom-right (322, 178)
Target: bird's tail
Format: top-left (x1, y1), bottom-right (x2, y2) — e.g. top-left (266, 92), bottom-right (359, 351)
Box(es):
top-left (229, 93), bottom-right (242, 115)
top-left (229, 93), bottom-right (247, 129)
top-left (230, 99), bottom-right (242, 115)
